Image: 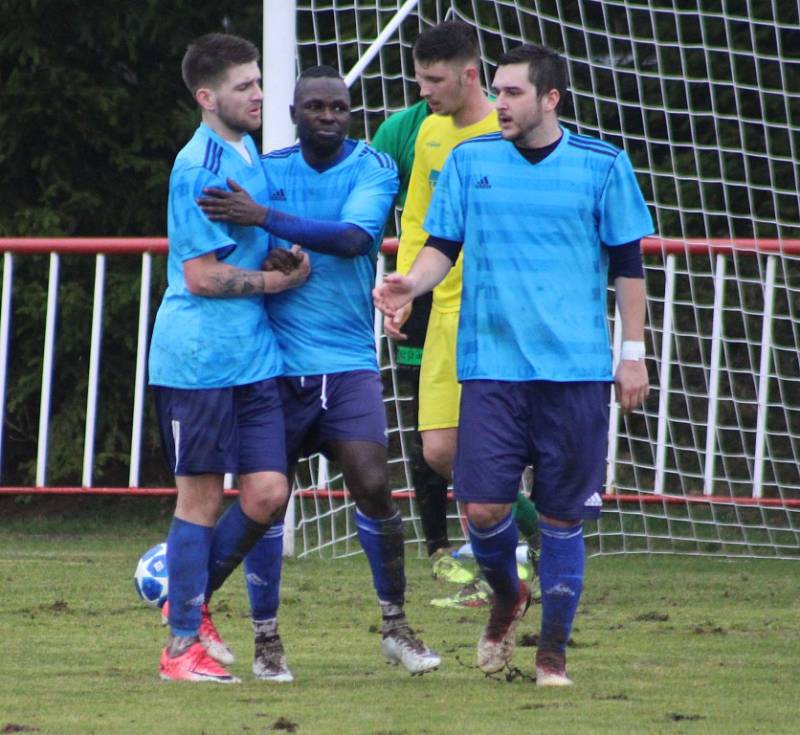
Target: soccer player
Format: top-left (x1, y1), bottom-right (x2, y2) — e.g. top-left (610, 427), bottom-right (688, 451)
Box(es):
top-left (149, 33), bottom-right (310, 683)
top-left (374, 42), bottom-right (652, 685)
top-left (198, 66), bottom-right (441, 677)
top-left (386, 21), bottom-right (541, 600)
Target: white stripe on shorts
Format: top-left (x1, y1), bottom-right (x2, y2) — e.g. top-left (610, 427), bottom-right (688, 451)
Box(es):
top-left (171, 419), bottom-right (181, 473)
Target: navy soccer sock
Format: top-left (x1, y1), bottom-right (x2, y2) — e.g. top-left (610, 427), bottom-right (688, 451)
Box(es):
top-left (243, 521), bottom-right (284, 621)
top-left (538, 520), bottom-right (585, 656)
top-left (166, 516), bottom-right (213, 637)
top-left (467, 512), bottom-right (520, 600)
top-left (355, 509), bottom-right (406, 606)
top-left (205, 500), bottom-right (269, 599)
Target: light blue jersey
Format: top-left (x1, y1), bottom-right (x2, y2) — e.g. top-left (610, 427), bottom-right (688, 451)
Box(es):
top-left (424, 127), bottom-right (653, 382)
top-left (262, 139), bottom-right (399, 375)
top-left (149, 124), bottom-right (283, 388)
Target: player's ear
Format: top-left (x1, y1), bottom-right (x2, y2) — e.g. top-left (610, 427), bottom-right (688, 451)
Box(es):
top-left (463, 64), bottom-right (479, 85)
top-left (289, 104), bottom-right (297, 124)
top-left (543, 88), bottom-right (560, 112)
top-left (195, 86), bottom-right (216, 113)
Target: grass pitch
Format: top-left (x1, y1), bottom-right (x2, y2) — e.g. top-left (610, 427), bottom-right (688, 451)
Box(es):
top-left (0, 499), bottom-right (798, 734)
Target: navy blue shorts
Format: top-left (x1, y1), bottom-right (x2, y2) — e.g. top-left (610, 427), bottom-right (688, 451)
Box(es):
top-left (280, 370), bottom-right (388, 464)
top-left (454, 380), bottom-right (609, 520)
top-left (153, 378), bottom-right (287, 476)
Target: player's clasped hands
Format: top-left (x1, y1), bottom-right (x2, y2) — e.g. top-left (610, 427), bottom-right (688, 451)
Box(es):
top-left (264, 244), bottom-right (310, 289)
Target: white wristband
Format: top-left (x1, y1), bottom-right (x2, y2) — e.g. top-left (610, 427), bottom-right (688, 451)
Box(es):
top-left (620, 340), bottom-right (646, 361)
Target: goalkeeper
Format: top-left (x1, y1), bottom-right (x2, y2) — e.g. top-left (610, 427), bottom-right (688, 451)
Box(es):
top-left (383, 21), bottom-right (541, 605)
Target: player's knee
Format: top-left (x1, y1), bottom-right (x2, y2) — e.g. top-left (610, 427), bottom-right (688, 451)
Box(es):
top-left (465, 502), bottom-right (511, 529)
top-left (351, 473), bottom-right (394, 518)
top-left (239, 475), bottom-right (289, 524)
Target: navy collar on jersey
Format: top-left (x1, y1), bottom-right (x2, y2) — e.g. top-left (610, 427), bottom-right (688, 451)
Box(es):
top-left (513, 134), bottom-right (563, 165)
top-left (306, 137), bottom-right (358, 173)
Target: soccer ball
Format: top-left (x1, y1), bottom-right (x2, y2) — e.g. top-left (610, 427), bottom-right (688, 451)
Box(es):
top-left (134, 542), bottom-right (168, 609)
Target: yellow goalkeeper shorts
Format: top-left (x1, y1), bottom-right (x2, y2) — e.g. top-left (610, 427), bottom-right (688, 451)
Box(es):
top-left (418, 308), bottom-right (461, 431)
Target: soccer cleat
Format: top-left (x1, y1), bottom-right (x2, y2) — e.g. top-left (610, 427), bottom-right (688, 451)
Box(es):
top-left (476, 580), bottom-right (531, 673)
top-left (536, 649), bottom-right (574, 687)
top-left (253, 632), bottom-right (294, 683)
top-left (430, 549), bottom-right (476, 585)
top-left (430, 578), bottom-right (493, 608)
top-left (161, 601), bottom-right (235, 666)
top-left (381, 623), bottom-right (442, 675)
top-left (159, 641), bottom-right (240, 684)
top-left (516, 562), bottom-right (532, 582)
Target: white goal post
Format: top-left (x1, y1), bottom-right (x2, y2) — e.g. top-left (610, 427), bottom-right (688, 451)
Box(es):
top-left (275, 0), bottom-right (800, 560)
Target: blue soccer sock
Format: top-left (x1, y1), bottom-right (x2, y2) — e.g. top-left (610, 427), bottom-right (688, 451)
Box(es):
top-left (166, 516), bottom-right (213, 637)
top-left (355, 509), bottom-right (406, 606)
top-left (468, 512), bottom-right (520, 600)
top-left (205, 500), bottom-right (269, 599)
top-left (538, 520), bottom-right (585, 656)
top-left (243, 522), bottom-right (285, 621)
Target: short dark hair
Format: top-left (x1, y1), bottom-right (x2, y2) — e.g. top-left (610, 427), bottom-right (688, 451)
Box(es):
top-left (181, 33), bottom-right (260, 95)
top-left (413, 21), bottom-right (480, 66)
top-left (298, 64), bottom-right (342, 81)
top-left (497, 43), bottom-right (568, 112)
top-left (294, 65), bottom-right (348, 103)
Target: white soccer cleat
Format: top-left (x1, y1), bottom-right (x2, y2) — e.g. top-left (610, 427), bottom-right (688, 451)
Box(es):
top-left (253, 633), bottom-right (294, 683)
top-left (476, 580), bottom-right (531, 673)
top-left (536, 668), bottom-right (574, 687)
top-left (381, 624), bottom-right (441, 675)
top-left (535, 649), bottom-right (573, 686)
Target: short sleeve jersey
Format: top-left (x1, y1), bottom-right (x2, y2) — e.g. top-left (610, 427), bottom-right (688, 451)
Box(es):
top-left (371, 100), bottom-right (430, 208)
top-left (148, 124), bottom-right (283, 388)
top-left (397, 110), bottom-right (499, 313)
top-left (262, 139), bottom-right (399, 375)
top-left (424, 127), bottom-right (654, 382)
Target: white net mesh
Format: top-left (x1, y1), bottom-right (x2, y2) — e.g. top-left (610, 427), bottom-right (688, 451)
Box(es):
top-left (288, 0), bottom-right (800, 558)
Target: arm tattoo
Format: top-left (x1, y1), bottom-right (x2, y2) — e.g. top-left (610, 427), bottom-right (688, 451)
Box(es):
top-left (202, 270), bottom-right (263, 296)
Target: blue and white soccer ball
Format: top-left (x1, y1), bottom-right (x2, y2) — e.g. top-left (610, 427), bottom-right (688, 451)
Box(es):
top-left (134, 542), bottom-right (168, 609)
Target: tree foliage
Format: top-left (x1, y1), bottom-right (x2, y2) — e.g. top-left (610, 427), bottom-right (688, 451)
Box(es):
top-left (0, 0), bottom-right (262, 484)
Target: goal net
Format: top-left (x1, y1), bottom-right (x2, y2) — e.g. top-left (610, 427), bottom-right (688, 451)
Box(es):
top-left (286, 0), bottom-right (800, 559)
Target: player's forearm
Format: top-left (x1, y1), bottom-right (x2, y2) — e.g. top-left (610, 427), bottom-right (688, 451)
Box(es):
top-left (614, 276), bottom-right (647, 341)
top-left (187, 263), bottom-right (270, 297)
top-left (262, 267), bottom-right (307, 293)
top-left (261, 210), bottom-right (372, 257)
top-left (406, 246), bottom-right (453, 298)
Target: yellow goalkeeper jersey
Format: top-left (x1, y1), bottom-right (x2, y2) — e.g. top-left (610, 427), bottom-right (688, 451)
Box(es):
top-left (397, 109), bottom-right (499, 313)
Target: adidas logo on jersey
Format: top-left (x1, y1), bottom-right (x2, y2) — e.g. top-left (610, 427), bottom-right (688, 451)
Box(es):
top-left (270, 188), bottom-right (287, 201)
top-left (475, 176), bottom-right (491, 189)
top-left (583, 492), bottom-right (603, 507)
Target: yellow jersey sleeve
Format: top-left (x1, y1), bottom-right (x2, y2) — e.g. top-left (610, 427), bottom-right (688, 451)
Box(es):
top-left (396, 124), bottom-right (432, 276)
top-left (397, 110), bottom-right (499, 312)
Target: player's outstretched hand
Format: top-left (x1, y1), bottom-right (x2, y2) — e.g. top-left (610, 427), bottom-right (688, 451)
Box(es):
top-left (382, 303), bottom-right (412, 341)
top-left (373, 273), bottom-right (415, 326)
top-left (614, 359), bottom-right (650, 413)
top-left (198, 178), bottom-right (267, 226)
